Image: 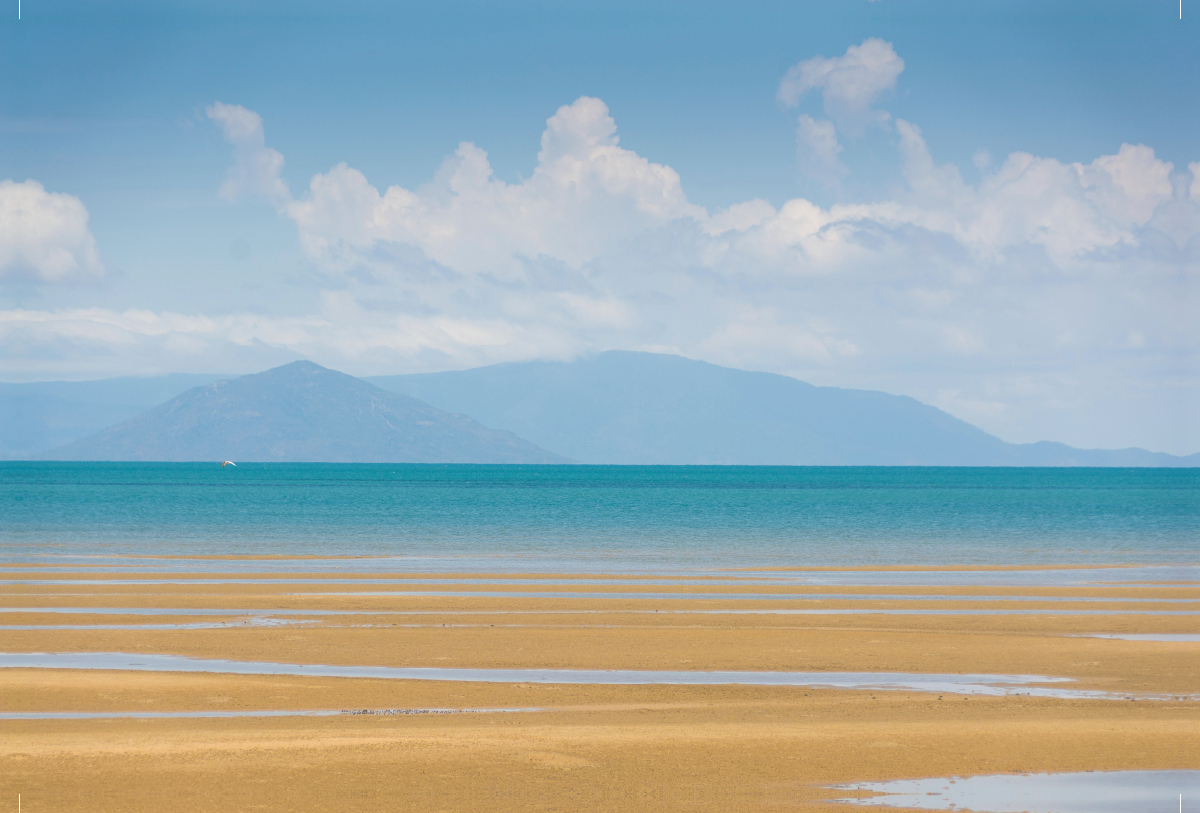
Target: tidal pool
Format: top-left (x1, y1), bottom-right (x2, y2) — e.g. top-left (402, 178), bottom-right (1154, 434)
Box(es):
top-left (1076, 633), bottom-right (1200, 642)
top-left (0, 619), bottom-right (317, 631)
top-left (285, 590), bottom-right (1197, 603)
top-left (830, 770), bottom-right (1200, 812)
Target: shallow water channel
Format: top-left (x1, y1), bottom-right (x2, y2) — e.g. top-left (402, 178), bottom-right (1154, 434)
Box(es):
top-left (0, 707), bottom-right (536, 720)
top-left (2, 652), bottom-right (1196, 700)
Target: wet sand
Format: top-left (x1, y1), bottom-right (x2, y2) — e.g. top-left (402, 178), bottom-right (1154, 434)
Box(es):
top-left (1, 563), bottom-right (1197, 812)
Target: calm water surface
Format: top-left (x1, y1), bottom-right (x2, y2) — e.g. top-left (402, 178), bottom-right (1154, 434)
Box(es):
top-left (2, 463), bottom-right (1196, 570)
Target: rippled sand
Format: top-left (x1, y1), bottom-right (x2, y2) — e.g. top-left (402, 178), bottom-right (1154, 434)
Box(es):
top-left (1, 561), bottom-right (1197, 812)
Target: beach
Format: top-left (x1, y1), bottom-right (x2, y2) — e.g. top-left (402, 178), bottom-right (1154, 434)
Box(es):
top-left (8, 0), bottom-right (1200, 803)
top-left (2, 562), bottom-right (1197, 811)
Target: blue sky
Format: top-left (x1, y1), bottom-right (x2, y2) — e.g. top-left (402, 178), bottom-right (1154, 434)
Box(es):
top-left (1, 0), bottom-right (1197, 454)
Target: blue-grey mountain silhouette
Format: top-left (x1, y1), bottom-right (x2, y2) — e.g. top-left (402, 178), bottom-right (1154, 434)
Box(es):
top-left (9, 352), bottom-right (1196, 465)
top-left (367, 351), bottom-right (1198, 466)
top-left (38, 361), bottom-right (566, 463)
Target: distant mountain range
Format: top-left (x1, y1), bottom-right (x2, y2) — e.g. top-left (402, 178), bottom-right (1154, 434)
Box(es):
top-left (367, 352), bottom-right (1199, 466)
top-left (36, 361), bottom-right (566, 463)
top-left (3, 352), bottom-right (1196, 465)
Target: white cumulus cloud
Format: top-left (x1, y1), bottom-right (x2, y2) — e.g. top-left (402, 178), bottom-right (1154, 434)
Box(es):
top-left (0, 180), bottom-right (103, 283)
top-left (206, 102), bottom-right (290, 206)
top-left (286, 97), bottom-right (704, 281)
top-left (889, 122), bottom-right (1176, 261)
top-left (777, 38), bottom-right (904, 135)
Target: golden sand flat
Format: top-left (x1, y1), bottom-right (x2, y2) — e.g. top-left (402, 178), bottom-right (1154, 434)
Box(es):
top-left (1, 562), bottom-right (1196, 812)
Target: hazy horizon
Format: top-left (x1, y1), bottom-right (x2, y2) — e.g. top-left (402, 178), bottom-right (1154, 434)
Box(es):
top-left (4, 352), bottom-right (1198, 459)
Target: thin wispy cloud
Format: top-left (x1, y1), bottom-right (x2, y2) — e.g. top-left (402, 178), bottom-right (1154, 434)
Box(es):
top-left (794, 115), bottom-right (847, 188)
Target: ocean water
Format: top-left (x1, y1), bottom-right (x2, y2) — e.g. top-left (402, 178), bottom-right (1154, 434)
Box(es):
top-left (1, 463), bottom-right (1197, 570)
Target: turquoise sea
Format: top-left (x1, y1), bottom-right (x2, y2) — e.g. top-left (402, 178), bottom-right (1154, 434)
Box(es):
top-left (1, 463), bottom-right (1196, 570)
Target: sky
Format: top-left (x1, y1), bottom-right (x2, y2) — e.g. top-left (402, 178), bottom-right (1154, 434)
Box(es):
top-left (1, 0), bottom-right (1197, 455)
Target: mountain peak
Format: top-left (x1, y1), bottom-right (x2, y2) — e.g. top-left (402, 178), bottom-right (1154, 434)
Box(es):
top-left (41, 361), bottom-right (567, 463)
